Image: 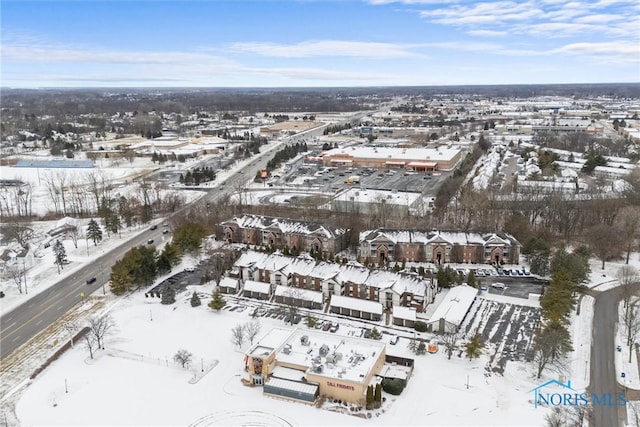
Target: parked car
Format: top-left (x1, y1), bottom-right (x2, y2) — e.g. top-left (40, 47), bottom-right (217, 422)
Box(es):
top-left (491, 282), bottom-right (505, 289)
top-left (329, 323), bottom-right (339, 333)
top-left (322, 322), bottom-right (331, 331)
top-left (86, 277), bottom-right (97, 285)
top-left (292, 315), bottom-right (302, 325)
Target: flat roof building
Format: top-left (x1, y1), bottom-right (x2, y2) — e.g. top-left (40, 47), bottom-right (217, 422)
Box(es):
top-left (321, 146), bottom-right (462, 171)
top-left (245, 327), bottom-right (388, 404)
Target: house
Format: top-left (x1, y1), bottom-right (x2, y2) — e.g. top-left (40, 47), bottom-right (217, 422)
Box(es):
top-left (232, 251), bottom-right (437, 317)
top-left (217, 215), bottom-right (348, 256)
top-left (427, 285), bottom-right (478, 333)
top-left (359, 229), bottom-right (521, 266)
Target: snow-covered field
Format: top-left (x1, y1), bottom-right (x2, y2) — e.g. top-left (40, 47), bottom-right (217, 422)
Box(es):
top-left (14, 283), bottom-right (549, 426)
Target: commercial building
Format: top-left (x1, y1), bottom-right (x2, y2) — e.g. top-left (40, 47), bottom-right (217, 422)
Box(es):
top-left (245, 328), bottom-right (391, 404)
top-left (321, 146), bottom-right (462, 171)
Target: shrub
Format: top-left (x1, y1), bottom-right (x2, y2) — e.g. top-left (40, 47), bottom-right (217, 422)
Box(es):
top-left (381, 378), bottom-right (406, 395)
top-left (414, 321), bottom-right (428, 332)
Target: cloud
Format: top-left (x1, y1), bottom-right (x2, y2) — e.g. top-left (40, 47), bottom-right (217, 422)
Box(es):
top-left (466, 29), bottom-right (508, 37)
top-left (552, 41), bottom-right (640, 63)
top-left (228, 40), bottom-right (419, 58)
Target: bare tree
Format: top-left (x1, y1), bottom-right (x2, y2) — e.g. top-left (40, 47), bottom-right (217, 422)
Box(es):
top-left (69, 225), bottom-right (79, 249)
top-left (628, 401), bottom-right (640, 427)
top-left (230, 324), bottom-right (245, 349)
top-left (244, 320), bottom-right (261, 345)
top-left (585, 223), bottom-right (622, 270)
top-left (544, 407), bottom-right (566, 427)
top-left (440, 332), bottom-right (459, 360)
top-left (568, 404), bottom-right (593, 427)
top-left (1, 222), bottom-right (34, 250)
top-left (88, 313), bottom-right (115, 350)
top-left (83, 333), bottom-right (97, 360)
top-left (618, 265), bottom-right (640, 288)
top-left (7, 266), bottom-right (24, 294)
top-left (620, 299), bottom-right (640, 362)
top-left (618, 207), bottom-right (640, 265)
top-left (173, 349), bottom-right (193, 368)
top-left (533, 320), bottom-right (573, 379)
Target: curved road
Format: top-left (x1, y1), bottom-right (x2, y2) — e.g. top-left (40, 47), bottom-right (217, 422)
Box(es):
top-left (590, 282), bottom-right (640, 427)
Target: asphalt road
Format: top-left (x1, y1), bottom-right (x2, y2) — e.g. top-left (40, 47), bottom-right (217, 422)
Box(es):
top-left (0, 113), bottom-right (363, 361)
top-left (590, 283), bottom-right (640, 427)
top-left (0, 227), bottom-right (167, 359)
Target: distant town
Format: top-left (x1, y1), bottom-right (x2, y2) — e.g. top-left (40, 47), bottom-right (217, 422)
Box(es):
top-left (1, 84), bottom-right (640, 427)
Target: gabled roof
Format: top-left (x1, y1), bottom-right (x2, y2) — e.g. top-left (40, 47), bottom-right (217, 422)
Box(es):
top-left (360, 228), bottom-right (521, 247)
top-left (221, 215), bottom-right (347, 239)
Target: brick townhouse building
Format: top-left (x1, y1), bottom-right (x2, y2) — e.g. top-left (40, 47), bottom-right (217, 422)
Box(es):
top-left (359, 229), bottom-right (520, 266)
top-left (217, 215), bottom-right (348, 256)
top-left (232, 251), bottom-right (436, 316)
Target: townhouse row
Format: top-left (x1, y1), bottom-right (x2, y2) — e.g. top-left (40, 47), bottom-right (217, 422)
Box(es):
top-left (217, 214), bottom-right (521, 265)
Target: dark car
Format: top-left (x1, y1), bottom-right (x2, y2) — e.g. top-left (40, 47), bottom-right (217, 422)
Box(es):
top-left (162, 229), bottom-right (170, 234)
top-left (86, 277), bottom-right (97, 285)
top-left (150, 225), bottom-right (158, 230)
top-left (147, 239), bottom-right (154, 245)
top-left (292, 315), bottom-right (302, 325)
top-left (322, 322), bottom-right (331, 331)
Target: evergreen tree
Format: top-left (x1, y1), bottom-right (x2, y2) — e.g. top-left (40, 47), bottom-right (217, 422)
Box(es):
top-left (374, 383), bottom-right (382, 408)
top-left (465, 333), bottom-right (483, 360)
top-left (161, 282), bottom-right (176, 305)
top-left (86, 219), bottom-right (103, 246)
top-left (208, 288), bottom-right (226, 311)
top-left (369, 327), bottom-right (382, 340)
top-left (156, 252), bottom-right (172, 274)
top-left (366, 385), bottom-right (374, 410)
top-left (52, 240), bottom-right (67, 273)
top-left (416, 342), bottom-right (426, 355)
top-left (408, 338), bottom-right (418, 353)
top-left (466, 270), bottom-right (477, 288)
top-left (190, 291), bottom-right (201, 307)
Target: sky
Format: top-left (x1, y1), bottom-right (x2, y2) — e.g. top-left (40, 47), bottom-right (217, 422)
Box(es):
top-left (1, 0), bottom-right (639, 88)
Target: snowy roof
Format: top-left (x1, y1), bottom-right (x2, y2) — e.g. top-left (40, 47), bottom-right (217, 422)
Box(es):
top-left (274, 285), bottom-right (323, 304)
top-left (243, 280), bottom-right (271, 294)
top-left (333, 189), bottom-right (422, 206)
top-left (360, 229), bottom-right (520, 247)
top-left (221, 214), bottom-right (346, 239)
top-left (393, 306), bottom-right (417, 322)
top-left (321, 146), bottom-right (461, 163)
top-left (330, 295), bottom-right (383, 315)
top-left (235, 251), bottom-right (429, 297)
top-left (14, 159), bottom-right (94, 169)
top-left (265, 377), bottom-right (318, 396)
top-left (275, 328), bottom-right (386, 384)
top-left (428, 285), bottom-right (478, 327)
top-left (219, 277), bottom-right (238, 288)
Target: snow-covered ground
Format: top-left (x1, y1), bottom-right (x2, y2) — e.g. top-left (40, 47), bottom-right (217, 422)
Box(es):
top-left (568, 295), bottom-right (595, 391)
top-left (13, 282), bottom-right (550, 426)
top-left (587, 253), bottom-right (640, 292)
top-left (616, 300), bottom-right (640, 390)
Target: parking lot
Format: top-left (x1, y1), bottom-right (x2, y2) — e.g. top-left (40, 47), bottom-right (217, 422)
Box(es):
top-left (461, 298), bottom-right (540, 375)
top-left (276, 163), bottom-right (451, 196)
top-left (476, 274), bottom-right (547, 300)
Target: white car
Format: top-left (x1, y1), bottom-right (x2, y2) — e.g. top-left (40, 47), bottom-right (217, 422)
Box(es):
top-left (491, 282), bottom-right (505, 289)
